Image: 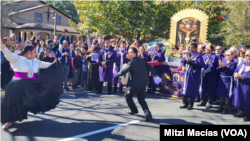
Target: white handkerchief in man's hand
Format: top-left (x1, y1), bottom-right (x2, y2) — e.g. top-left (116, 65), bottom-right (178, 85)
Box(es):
top-left (154, 76), bottom-right (162, 85)
top-left (91, 53), bottom-right (98, 61)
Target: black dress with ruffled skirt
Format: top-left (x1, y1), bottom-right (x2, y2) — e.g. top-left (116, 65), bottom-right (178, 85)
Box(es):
top-left (1, 61), bottom-right (63, 122)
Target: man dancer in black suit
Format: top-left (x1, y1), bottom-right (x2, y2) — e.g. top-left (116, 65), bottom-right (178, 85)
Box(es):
top-left (115, 48), bottom-right (158, 121)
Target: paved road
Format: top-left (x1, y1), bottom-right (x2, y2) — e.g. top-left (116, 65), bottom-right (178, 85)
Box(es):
top-left (1, 88), bottom-right (249, 141)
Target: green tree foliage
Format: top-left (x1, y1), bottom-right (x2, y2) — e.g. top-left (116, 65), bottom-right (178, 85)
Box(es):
top-left (190, 1), bottom-right (228, 45)
top-left (70, 1), bottom-right (193, 44)
top-left (218, 1), bottom-right (250, 47)
top-left (44, 0), bottom-right (79, 22)
top-left (1, 1), bottom-right (19, 37)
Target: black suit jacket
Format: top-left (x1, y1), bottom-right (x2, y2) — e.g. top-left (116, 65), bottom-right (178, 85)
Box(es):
top-left (116, 57), bottom-right (157, 91)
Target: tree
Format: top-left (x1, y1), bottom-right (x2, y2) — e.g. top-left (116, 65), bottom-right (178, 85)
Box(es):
top-left (218, 1), bottom-right (250, 47)
top-left (190, 1), bottom-right (228, 45)
top-left (1, 1), bottom-right (19, 37)
top-left (70, 1), bottom-right (192, 44)
top-left (44, 0), bottom-right (79, 22)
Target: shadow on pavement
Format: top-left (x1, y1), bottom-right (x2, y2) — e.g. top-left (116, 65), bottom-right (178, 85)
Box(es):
top-left (3, 119), bottom-right (136, 141)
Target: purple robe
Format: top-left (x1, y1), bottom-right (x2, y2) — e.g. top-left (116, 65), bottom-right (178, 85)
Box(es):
top-left (201, 53), bottom-right (219, 95)
top-left (215, 60), bottom-right (237, 98)
top-left (233, 61), bottom-right (250, 110)
top-left (181, 52), bottom-right (205, 97)
top-left (148, 49), bottom-right (165, 86)
top-left (233, 55), bottom-right (238, 63)
top-left (96, 47), bottom-right (117, 82)
top-left (139, 54), bottom-right (148, 61)
top-left (115, 48), bottom-right (130, 72)
top-left (216, 53), bottom-right (225, 86)
top-left (217, 54), bottom-right (225, 62)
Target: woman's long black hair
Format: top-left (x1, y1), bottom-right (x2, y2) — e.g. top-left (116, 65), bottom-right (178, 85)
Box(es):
top-left (38, 39), bottom-right (45, 53)
top-left (22, 46), bottom-right (35, 56)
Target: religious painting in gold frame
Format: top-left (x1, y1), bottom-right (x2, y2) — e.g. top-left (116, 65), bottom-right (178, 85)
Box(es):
top-left (175, 17), bottom-right (200, 50)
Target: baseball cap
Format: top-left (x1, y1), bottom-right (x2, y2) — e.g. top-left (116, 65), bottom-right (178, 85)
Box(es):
top-left (92, 39), bottom-right (98, 44)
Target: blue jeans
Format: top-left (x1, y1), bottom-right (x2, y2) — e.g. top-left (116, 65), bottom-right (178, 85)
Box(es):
top-left (72, 68), bottom-right (81, 86)
top-left (81, 71), bottom-right (87, 86)
top-left (61, 64), bottom-right (70, 88)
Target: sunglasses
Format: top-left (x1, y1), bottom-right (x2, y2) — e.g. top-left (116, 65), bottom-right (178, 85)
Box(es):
top-left (215, 49), bottom-right (221, 50)
top-left (225, 54), bottom-right (231, 56)
top-left (240, 50), bottom-right (245, 53)
top-left (246, 54), bottom-right (250, 57)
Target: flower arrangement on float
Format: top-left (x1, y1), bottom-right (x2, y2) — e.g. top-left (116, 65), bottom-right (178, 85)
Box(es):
top-left (163, 41), bottom-right (188, 58)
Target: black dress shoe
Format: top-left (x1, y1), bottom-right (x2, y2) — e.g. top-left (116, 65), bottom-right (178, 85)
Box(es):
top-left (112, 90), bottom-right (117, 94)
top-left (96, 91), bottom-right (102, 94)
top-left (197, 103), bottom-right (206, 106)
top-left (217, 107), bottom-right (223, 112)
top-left (180, 105), bottom-right (188, 108)
top-left (127, 110), bottom-right (138, 115)
top-left (231, 107), bottom-right (238, 112)
top-left (108, 92), bottom-right (112, 95)
top-left (146, 90), bottom-right (151, 93)
top-left (119, 91), bottom-right (123, 94)
top-left (64, 87), bottom-right (70, 91)
top-left (234, 113), bottom-right (245, 117)
top-left (152, 91), bottom-right (155, 94)
top-left (87, 88), bottom-right (92, 91)
top-left (145, 111), bottom-right (153, 122)
top-left (221, 109), bottom-right (228, 114)
top-left (187, 105), bottom-right (193, 110)
top-left (76, 85), bottom-right (79, 89)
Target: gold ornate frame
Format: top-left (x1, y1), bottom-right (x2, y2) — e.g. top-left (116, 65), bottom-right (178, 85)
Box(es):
top-left (169, 9), bottom-right (209, 48)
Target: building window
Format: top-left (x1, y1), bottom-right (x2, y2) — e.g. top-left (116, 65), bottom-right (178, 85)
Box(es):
top-left (35, 13), bottom-right (42, 23)
top-left (45, 34), bottom-right (50, 40)
top-left (56, 16), bottom-right (61, 25)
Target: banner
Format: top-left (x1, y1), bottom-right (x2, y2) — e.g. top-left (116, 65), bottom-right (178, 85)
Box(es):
top-left (160, 64), bottom-right (184, 98)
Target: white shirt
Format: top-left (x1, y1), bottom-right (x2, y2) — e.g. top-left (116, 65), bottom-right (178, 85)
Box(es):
top-left (14, 50), bottom-right (22, 55)
top-left (36, 46), bottom-right (44, 54)
top-left (2, 47), bottom-right (51, 74)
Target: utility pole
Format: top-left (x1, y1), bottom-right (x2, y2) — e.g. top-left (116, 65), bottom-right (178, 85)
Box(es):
top-left (0, 0), bottom-right (3, 39)
top-left (51, 11), bottom-right (57, 39)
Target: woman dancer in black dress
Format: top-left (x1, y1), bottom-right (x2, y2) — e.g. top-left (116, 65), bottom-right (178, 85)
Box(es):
top-left (1, 40), bottom-right (63, 129)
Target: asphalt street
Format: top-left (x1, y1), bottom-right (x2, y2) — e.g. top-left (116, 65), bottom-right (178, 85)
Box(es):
top-left (1, 88), bottom-right (250, 141)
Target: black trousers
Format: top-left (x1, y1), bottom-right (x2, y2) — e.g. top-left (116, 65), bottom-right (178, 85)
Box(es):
top-left (147, 76), bottom-right (156, 92)
top-left (125, 88), bottom-right (150, 113)
top-left (200, 94), bottom-right (214, 105)
top-left (98, 81), bottom-right (112, 93)
top-left (182, 95), bottom-right (195, 107)
top-left (1, 62), bottom-right (13, 88)
top-left (113, 77), bottom-right (123, 92)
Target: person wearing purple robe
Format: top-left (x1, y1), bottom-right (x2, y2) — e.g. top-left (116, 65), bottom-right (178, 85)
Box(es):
top-left (215, 46), bottom-right (225, 62)
top-left (230, 47), bottom-right (238, 63)
top-left (215, 50), bottom-right (237, 114)
top-left (96, 36), bottom-right (117, 94)
top-left (233, 50), bottom-right (250, 121)
top-left (113, 41), bottom-right (130, 93)
top-left (198, 45), bottom-right (219, 109)
top-left (214, 45), bottom-right (225, 104)
top-left (146, 44), bottom-right (165, 94)
top-left (194, 43), bottom-right (206, 102)
top-left (180, 43), bottom-right (205, 110)
top-left (138, 46), bottom-right (149, 61)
